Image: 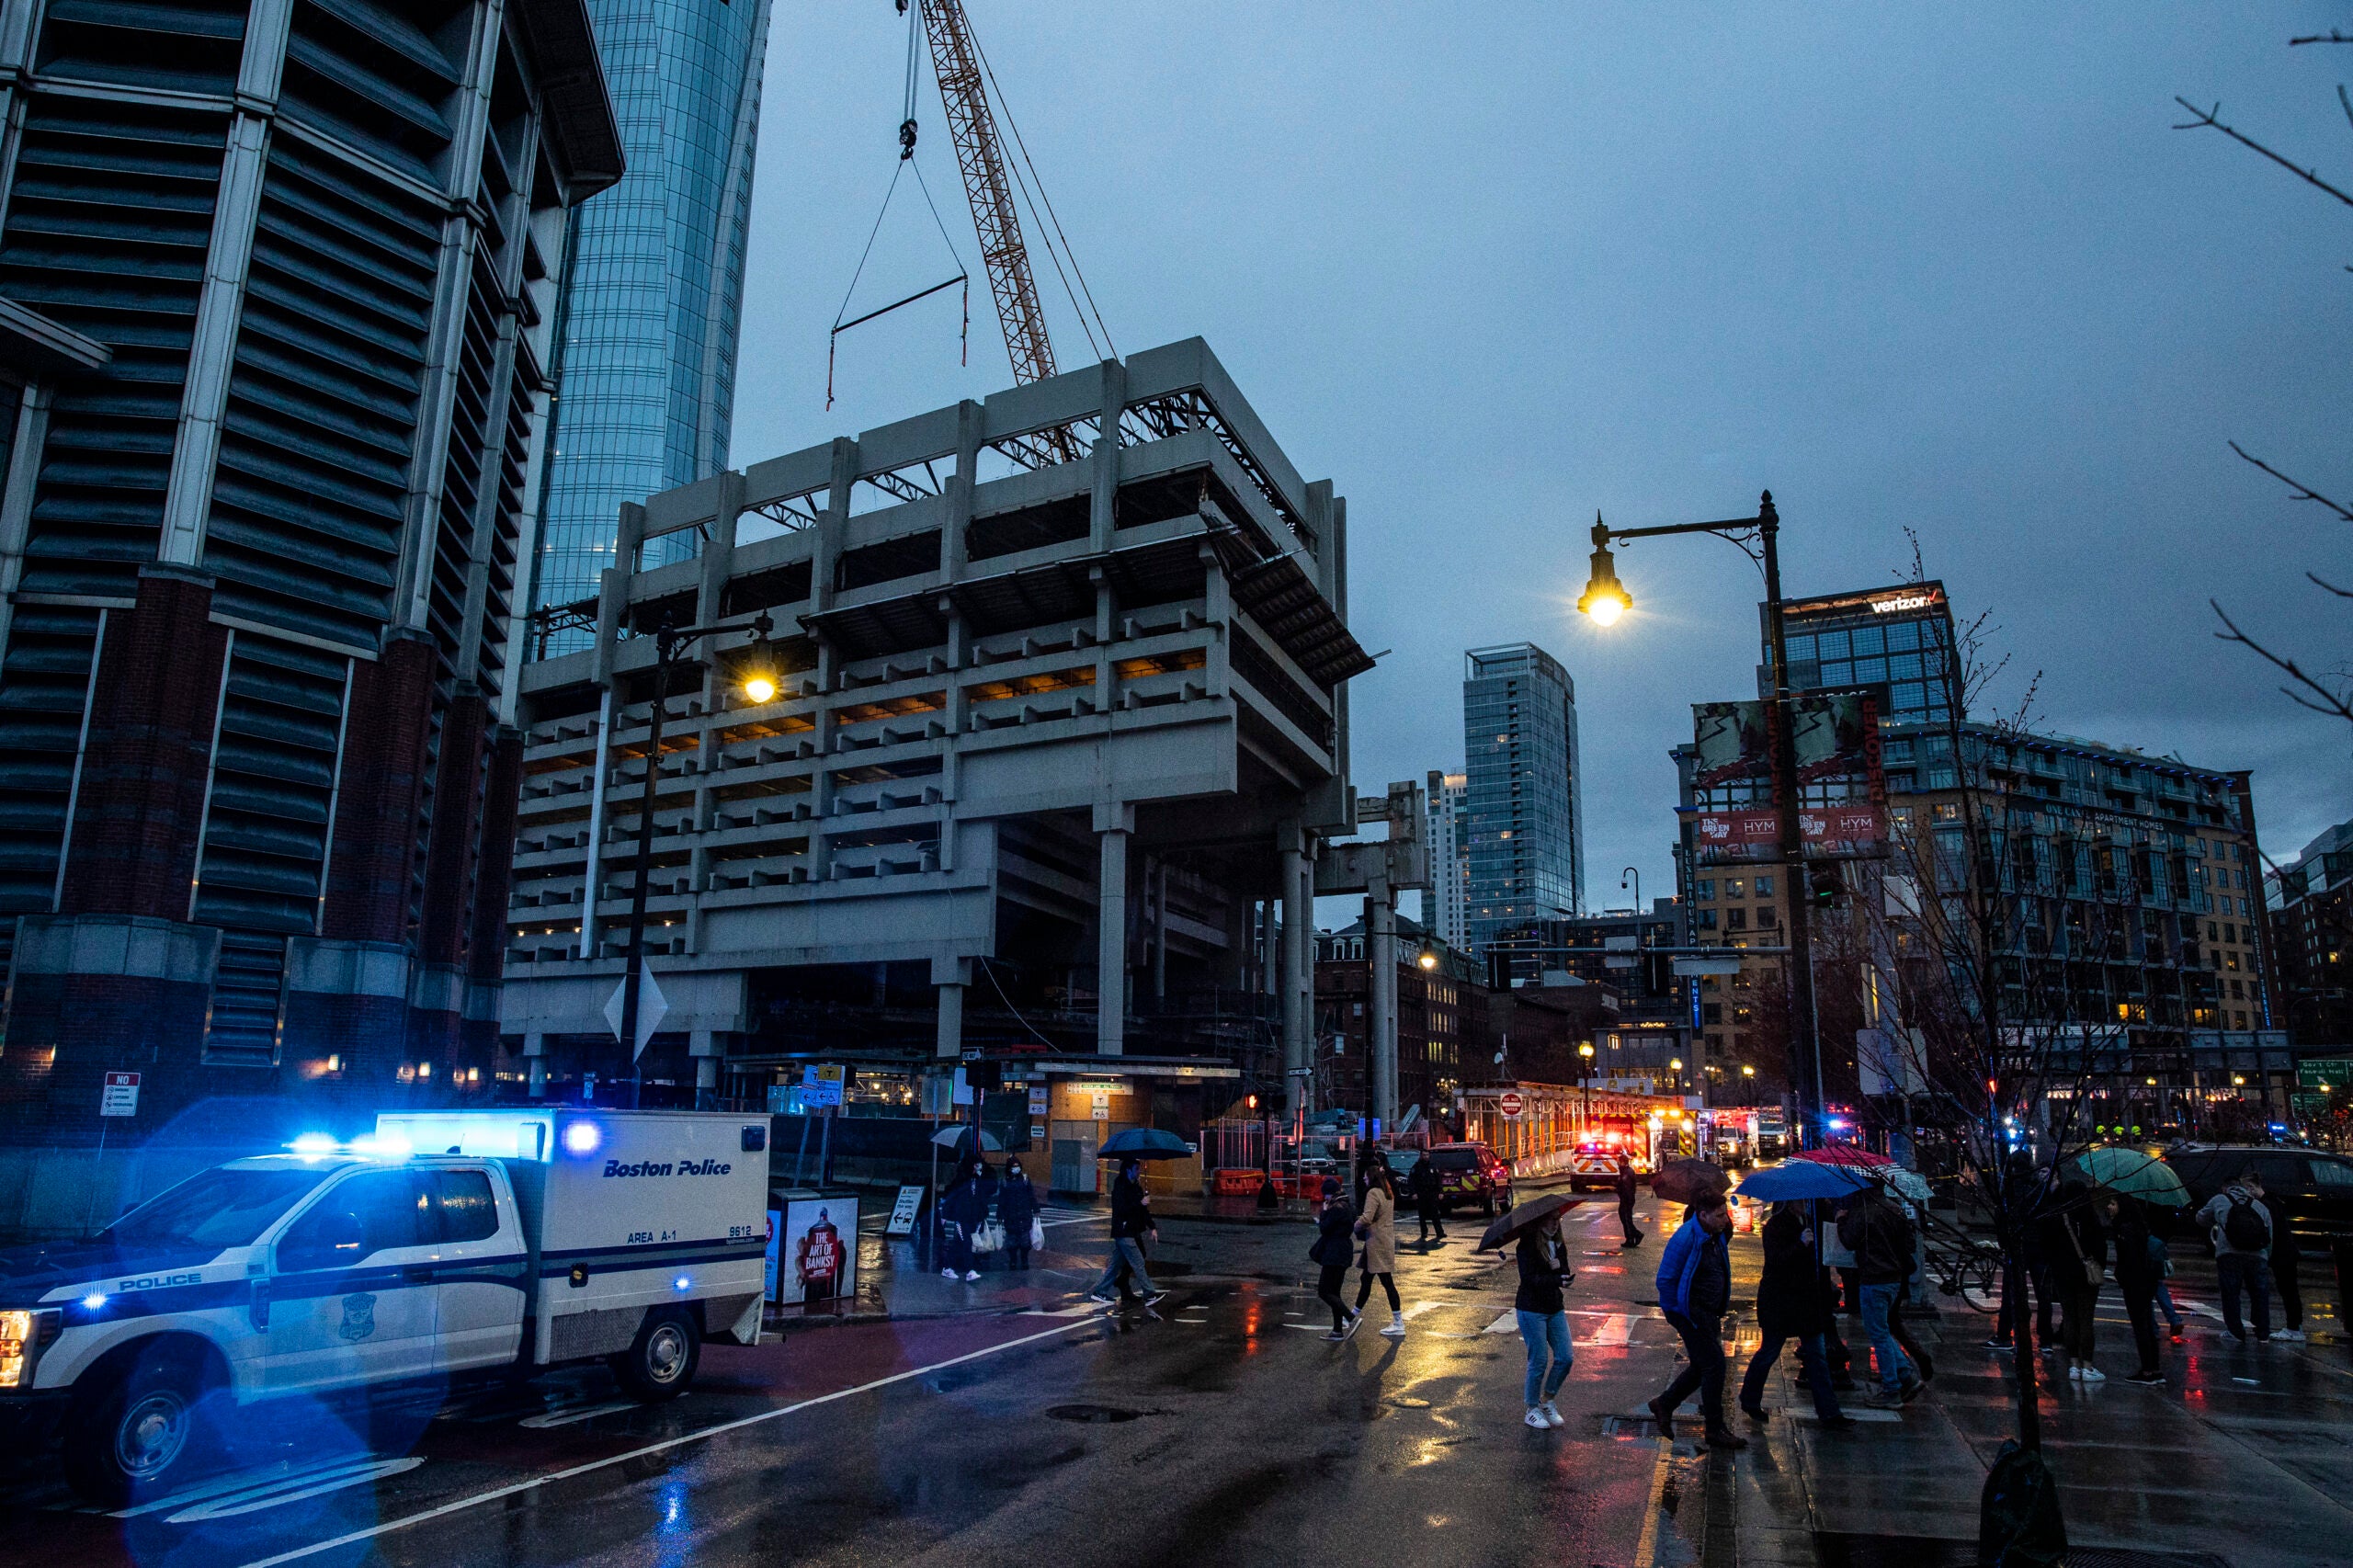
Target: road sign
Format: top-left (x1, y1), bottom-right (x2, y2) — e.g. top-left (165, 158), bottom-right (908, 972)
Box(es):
top-left (99, 1072), bottom-right (140, 1118)
top-left (1497, 1091), bottom-right (1524, 1118)
top-left (886, 1185), bottom-right (926, 1235)
top-left (801, 1063), bottom-right (846, 1108)
top-left (602, 964), bottom-right (668, 1058)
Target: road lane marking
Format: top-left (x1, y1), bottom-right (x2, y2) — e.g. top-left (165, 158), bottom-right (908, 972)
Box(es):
top-left (1482, 1312), bottom-right (1518, 1335)
top-left (168, 1460), bottom-right (426, 1525)
top-left (1401, 1301), bottom-right (1443, 1321)
top-left (233, 1318), bottom-right (1106, 1568)
top-left (1633, 1435), bottom-right (1675, 1568)
top-left (517, 1399), bottom-right (641, 1429)
top-left (1579, 1313), bottom-right (1635, 1346)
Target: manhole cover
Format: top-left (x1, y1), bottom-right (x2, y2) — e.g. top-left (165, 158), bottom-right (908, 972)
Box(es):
top-left (1044, 1403), bottom-right (1143, 1424)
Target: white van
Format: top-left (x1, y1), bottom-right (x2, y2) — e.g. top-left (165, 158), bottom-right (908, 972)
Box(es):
top-left (0, 1109), bottom-right (769, 1504)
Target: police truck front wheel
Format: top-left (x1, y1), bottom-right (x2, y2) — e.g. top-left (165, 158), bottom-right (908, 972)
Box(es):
top-left (612, 1308), bottom-right (699, 1401)
top-left (63, 1350), bottom-right (212, 1506)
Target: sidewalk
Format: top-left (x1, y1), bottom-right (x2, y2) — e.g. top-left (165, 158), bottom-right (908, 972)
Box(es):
top-left (1719, 1253), bottom-right (2353, 1568)
top-left (772, 1202), bottom-right (1121, 1328)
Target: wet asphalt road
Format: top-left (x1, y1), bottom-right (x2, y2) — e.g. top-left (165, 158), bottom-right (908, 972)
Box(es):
top-left (0, 1189), bottom-right (1716, 1568)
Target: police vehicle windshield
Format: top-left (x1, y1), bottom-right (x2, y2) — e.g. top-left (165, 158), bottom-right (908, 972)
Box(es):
top-left (98, 1167), bottom-right (332, 1250)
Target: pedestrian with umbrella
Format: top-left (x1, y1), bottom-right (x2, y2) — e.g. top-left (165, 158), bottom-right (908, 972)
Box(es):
top-left (1514, 1200), bottom-right (1576, 1427)
top-left (1086, 1130), bottom-right (1187, 1306)
top-left (1733, 1162), bottom-right (1869, 1425)
top-left (1354, 1154), bottom-right (1405, 1336)
top-left (1837, 1184), bottom-right (1922, 1404)
top-left (2067, 1146), bottom-right (2193, 1380)
top-left (1310, 1177), bottom-right (1361, 1341)
top-left (940, 1155), bottom-right (993, 1280)
top-left (1648, 1191), bottom-right (1745, 1449)
top-left (1476, 1193), bottom-right (1590, 1427)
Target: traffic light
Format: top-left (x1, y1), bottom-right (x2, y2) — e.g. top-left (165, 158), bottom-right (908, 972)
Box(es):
top-left (1245, 1092), bottom-right (1260, 1113)
top-left (1808, 868), bottom-right (1844, 910)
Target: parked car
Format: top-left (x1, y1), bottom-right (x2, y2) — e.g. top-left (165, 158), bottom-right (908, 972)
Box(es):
top-left (1423, 1142), bottom-right (1513, 1216)
top-left (2160, 1143), bottom-right (2353, 1246)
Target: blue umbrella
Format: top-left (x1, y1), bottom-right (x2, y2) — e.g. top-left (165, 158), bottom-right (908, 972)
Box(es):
top-left (1736, 1161), bottom-right (1874, 1203)
top-left (1097, 1128), bottom-right (1192, 1160)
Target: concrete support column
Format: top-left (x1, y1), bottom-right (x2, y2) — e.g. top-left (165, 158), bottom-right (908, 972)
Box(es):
top-left (934, 954), bottom-right (971, 1060)
top-left (1368, 875), bottom-right (1398, 1133)
top-left (1096, 802), bottom-right (1133, 1055)
top-left (525, 1030), bottom-right (546, 1098)
top-left (1151, 858), bottom-right (1167, 1001)
top-left (1279, 826), bottom-right (1309, 1118)
top-left (690, 1028), bottom-right (721, 1109)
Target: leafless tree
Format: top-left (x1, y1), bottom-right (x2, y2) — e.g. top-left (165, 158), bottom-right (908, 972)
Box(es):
top-left (2173, 75), bottom-right (2353, 730)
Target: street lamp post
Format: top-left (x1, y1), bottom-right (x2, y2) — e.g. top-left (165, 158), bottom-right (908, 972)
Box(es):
top-left (1578, 1040), bottom-right (1595, 1135)
top-left (1742, 1062), bottom-right (1756, 1108)
top-left (1575, 493), bottom-right (1824, 1149)
top-left (618, 611), bottom-right (779, 1107)
top-left (1669, 1056), bottom-right (1683, 1096)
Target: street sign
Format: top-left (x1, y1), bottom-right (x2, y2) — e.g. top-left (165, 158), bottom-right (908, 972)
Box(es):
top-left (886, 1184), bottom-right (926, 1235)
top-left (1498, 1091), bottom-right (1524, 1118)
top-left (801, 1063), bottom-right (846, 1108)
top-left (99, 1072), bottom-right (139, 1118)
top-left (601, 965), bottom-right (668, 1059)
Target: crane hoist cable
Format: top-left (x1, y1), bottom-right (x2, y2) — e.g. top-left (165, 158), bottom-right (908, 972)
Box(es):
top-left (825, 1), bottom-right (971, 409)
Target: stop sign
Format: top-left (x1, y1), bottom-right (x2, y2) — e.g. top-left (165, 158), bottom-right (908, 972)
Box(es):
top-left (1498, 1091), bottom-right (1524, 1118)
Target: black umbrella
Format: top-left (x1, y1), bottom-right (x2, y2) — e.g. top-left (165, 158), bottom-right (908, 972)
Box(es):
top-left (1097, 1128), bottom-right (1192, 1161)
top-left (1652, 1157), bottom-right (1733, 1207)
top-left (1476, 1192), bottom-right (1594, 1252)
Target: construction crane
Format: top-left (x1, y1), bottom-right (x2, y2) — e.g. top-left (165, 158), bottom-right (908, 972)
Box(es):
top-left (903, 0), bottom-right (1059, 385)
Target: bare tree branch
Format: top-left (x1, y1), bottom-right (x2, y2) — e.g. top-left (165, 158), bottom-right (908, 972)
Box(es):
top-left (2229, 440), bottom-right (2353, 523)
top-left (2211, 598), bottom-right (2353, 722)
top-left (2173, 97), bottom-right (2353, 210)
top-left (2291, 30), bottom-right (2353, 45)
top-left (2308, 571), bottom-right (2353, 599)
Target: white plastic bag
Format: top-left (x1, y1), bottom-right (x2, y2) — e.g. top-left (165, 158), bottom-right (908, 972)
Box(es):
top-left (972, 1220), bottom-right (1005, 1255)
top-left (1029, 1218), bottom-right (1045, 1250)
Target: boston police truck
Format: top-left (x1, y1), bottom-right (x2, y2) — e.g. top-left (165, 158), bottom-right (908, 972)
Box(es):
top-left (0, 1108), bottom-right (769, 1504)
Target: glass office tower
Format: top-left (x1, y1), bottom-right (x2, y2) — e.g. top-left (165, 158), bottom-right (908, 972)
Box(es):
top-left (1462, 643), bottom-right (1586, 951)
top-left (535, 0), bottom-right (772, 615)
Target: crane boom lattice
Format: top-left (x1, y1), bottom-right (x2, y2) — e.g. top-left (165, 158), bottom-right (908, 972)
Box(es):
top-left (919, 0), bottom-right (1057, 386)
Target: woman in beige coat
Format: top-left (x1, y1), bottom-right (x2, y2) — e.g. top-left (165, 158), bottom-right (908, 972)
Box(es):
top-left (1354, 1158), bottom-right (1406, 1337)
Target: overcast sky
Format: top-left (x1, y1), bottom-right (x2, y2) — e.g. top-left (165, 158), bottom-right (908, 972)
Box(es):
top-left (732, 4), bottom-right (2353, 910)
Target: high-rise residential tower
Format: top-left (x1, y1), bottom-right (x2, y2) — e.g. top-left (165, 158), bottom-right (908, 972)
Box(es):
top-left (1461, 643), bottom-right (1584, 951)
top-left (0, 0), bottom-right (621, 1212)
top-left (1425, 769), bottom-right (1469, 948)
top-left (534, 0), bottom-right (771, 617)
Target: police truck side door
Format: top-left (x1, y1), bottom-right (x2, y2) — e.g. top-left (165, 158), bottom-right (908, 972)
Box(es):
top-left (423, 1165), bottom-right (528, 1371)
top-left (260, 1168), bottom-right (445, 1390)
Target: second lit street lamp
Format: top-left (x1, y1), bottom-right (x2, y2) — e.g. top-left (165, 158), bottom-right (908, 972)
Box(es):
top-left (1574, 491), bottom-right (1825, 1149)
top-left (619, 611), bottom-right (782, 1105)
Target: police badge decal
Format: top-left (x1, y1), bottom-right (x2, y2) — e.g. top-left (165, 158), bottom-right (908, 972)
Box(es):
top-left (339, 1292), bottom-right (378, 1342)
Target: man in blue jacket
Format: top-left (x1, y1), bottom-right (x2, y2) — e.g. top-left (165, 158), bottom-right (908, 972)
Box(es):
top-left (1648, 1195), bottom-right (1745, 1449)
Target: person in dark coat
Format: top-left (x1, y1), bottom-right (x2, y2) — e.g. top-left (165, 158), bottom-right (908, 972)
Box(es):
top-left (2269, 1195), bottom-right (2308, 1342)
top-left (939, 1156), bottom-right (993, 1280)
top-left (1409, 1153), bottom-right (1447, 1245)
top-left (1740, 1203), bottom-right (1851, 1425)
top-left (1311, 1178), bottom-right (1361, 1339)
top-left (1991, 1155), bottom-right (2056, 1352)
top-left (1515, 1210), bottom-right (1575, 1426)
top-left (2036, 1179), bottom-right (2107, 1381)
top-left (1087, 1158), bottom-right (1163, 1305)
top-left (998, 1157), bottom-right (1040, 1271)
top-left (1614, 1153), bottom-right (1643, 1247)
top-left (2110, 1192), bottom-right (2165, 1383)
